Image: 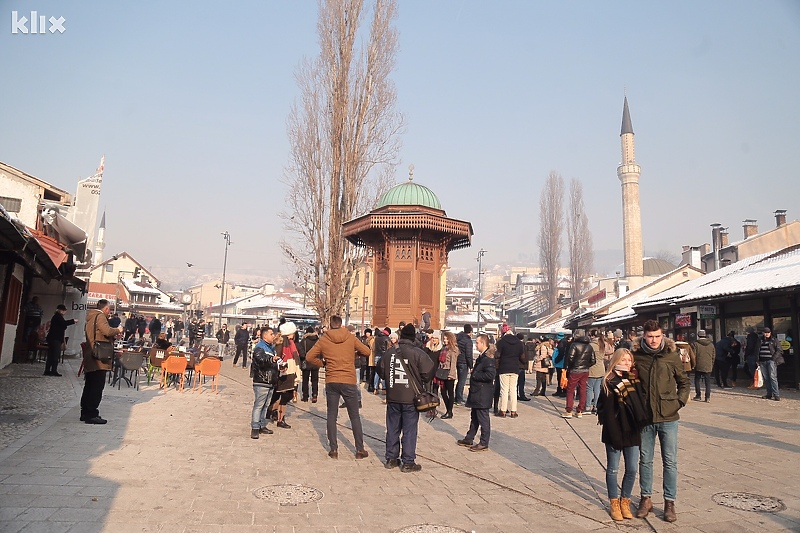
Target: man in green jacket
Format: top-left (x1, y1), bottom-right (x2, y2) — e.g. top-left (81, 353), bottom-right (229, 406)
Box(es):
top-left (690, 330), bottom-right (715, 402)
top-left (632, 320), bottom-right (690, 523)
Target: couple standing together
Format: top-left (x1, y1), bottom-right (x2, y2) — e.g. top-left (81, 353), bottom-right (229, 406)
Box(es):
top-left (597, 320), bottom-right (690, 523)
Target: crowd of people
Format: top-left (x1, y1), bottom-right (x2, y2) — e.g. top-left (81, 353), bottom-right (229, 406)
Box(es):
top-left (60, 297), bottom-right (785, 525)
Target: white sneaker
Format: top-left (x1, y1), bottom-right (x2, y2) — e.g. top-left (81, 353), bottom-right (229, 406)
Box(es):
top-left (562, 411), bottom-right (573, 419)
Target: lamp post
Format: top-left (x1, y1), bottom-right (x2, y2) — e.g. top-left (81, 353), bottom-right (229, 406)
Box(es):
top-left (219, 231), bottom-right (231, 332)
top-left (476, 248), bottom-right (486, 332)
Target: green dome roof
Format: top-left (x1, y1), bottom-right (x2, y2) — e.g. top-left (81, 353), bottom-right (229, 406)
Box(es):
top-left (376, 179), bottom-right (442, 210)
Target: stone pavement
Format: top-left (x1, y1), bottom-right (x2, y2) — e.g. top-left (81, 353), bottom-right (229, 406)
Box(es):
top-left (1, 358), bottom-right (799, 533)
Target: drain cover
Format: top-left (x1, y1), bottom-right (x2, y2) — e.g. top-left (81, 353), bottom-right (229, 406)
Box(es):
top-left (395, 526), bottom-right (470, 533)
top-left (253, 484), bottom-right (323, 505)
top-left (712, 492), bottom-right (786, 513)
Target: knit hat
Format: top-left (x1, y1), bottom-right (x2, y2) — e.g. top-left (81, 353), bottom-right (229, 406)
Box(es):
top-left (501, 323), bottom-right (511, 334)
top-left (400, 323), bottom-right (417, 340)
top-left (279, 321), bottom-right (297, 336)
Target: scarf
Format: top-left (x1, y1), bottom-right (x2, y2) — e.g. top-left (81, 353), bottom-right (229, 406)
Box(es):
top-left (640, 337), bottom-right (665, 355)
top-left (613, 371), bottom-right (650, 428)
top-left (282, 337), bottom-right (298, 362)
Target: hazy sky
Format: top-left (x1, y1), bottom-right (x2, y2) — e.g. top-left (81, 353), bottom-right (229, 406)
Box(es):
top-left (2, 1), bottom-right (799, 285)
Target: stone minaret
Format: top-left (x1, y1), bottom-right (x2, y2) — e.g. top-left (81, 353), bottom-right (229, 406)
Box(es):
top-left (617, 96), bottom-right (643, 277)
top-left (94, 211), bottom-right (106, 265)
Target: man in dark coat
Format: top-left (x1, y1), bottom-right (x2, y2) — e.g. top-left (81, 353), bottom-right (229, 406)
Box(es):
top-left (377, 323), bottom-right (435, 472)
top-left (495, 324), bottom-right (525, 417)
top-left (456, 334), bottom-right (496, 452)
top-left (233, 323), bottom-right (251, 368)
top-left (44, 304), bottom-right (76, 376)
top-left (124, 314), bottom-right (137, 342)
top-left (744, 327), bottom-right (760, 383)
top-left (562, 330), bottom-right (595, 418)
top-left (298, 326), bottom-right (320, 402)
top-left (149, 316), bottom-right (162, 344)
top-left (455, 324), bottom-right (474, 405)
top-left (136, 316), bottom-right (147, 341)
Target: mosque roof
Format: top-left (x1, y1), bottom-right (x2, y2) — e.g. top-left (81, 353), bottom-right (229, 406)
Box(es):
top-left (376, 178), bottom-right (442, 210)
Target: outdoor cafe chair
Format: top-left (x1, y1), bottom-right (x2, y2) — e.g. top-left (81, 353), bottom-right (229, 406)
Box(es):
top-left (193, 356), bottom-right (221, 394)
top-left (147, 347), bottom-right (170, 384)
top-left (161, 355), bottom-right (188, 392)
top-left (117, 351), bottom-right (146, 390)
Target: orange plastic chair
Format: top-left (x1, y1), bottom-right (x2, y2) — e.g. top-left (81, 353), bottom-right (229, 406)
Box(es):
top-left (194, 357), bottom-right (221, 394)
top-left (161, 356), bottom-right (188, 392)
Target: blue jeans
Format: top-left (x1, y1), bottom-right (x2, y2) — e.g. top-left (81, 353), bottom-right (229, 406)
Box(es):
top-left (251, 384), bottom-right (273, 429)
top-left (606, 444), bottom-right (639, 499)
top-left (455, 363), bottom-right (469, 403)
top-left (639, 421), bottom-right (679, 501)
top-left (385, 402), bottom-right (420, 464)
top-left (760, 360), bottom-right (779, 398)
top-left (586, 377), bottom-right (602, 410)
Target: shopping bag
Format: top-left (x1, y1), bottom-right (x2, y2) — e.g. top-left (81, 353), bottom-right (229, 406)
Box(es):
top-left (559, 371), bottom-right (569, 390)
top-left (752, 367), bottom-right (763, 388)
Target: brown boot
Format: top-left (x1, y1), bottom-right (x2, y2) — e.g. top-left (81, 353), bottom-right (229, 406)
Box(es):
top-left (609, 498), bottom-right (623, 521)
top-left (636, 496), bottom-right (652, 518)
top-left (663, 500), bottom-right (677, 522)
top-left (620, 498), bottom-right (634, 519)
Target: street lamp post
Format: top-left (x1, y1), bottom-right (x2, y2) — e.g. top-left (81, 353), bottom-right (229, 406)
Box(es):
top-left (219, 231), bottom-right (231, 332)
top-left (476, 248), bottom-right (486, 332)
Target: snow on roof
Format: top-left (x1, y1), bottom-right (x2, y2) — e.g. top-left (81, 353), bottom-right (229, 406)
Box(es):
top-left (121, 277), bottom-right (162, 294)
top-left (637, 245), bottom-right (800, 308)
top-left (239, 294), bottom-right (301, 311)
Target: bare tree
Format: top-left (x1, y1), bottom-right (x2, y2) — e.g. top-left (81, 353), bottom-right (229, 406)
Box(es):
top-left (538, 171), bottom-right (565, 310)
top-left (650, 249), bottom-right (680, 266)
top-left (281, 0), bottom-right (403, 325)
top-left (566, 178), bottom-right (594, 301)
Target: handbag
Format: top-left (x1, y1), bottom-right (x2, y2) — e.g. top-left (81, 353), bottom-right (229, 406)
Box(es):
top-left (87, 314), bottom-right (114, 364)
top-left (541, 356), bottom-right (552, 368)
top-left (397, 351), bottom-right (440, 412)
top-left (435, 367), bottom-right (450, 381)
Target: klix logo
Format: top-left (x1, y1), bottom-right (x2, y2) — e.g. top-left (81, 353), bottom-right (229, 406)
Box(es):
top-left (11, 10), bottom-right (66, 34)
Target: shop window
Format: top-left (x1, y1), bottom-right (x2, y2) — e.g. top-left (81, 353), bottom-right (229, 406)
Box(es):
top-left (723, 315), bottom-right (764, 337)
top-left (105, 264), bottom-right (114, 272)
top-left (768, 296), bottom-right (792, 312)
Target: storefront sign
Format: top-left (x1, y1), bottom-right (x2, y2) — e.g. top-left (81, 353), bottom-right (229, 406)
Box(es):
top-left (587, 289), bottom-right (606, 306)
top-left (680, 306), bottom-right (698, 314)
top-left (675, 313), bottom-right (693, 328)
top-left (699, 305), bottom-right (718, 318)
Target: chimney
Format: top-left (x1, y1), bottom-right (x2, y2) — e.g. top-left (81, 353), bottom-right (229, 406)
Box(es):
top-left (681, 246), bottom-right (702, 269)
top-left (743, 219), bottom-right (758, 239)
top-left (775, 210), bottom-right (787, 227)
top-left (720, 228), bottom-right (729, 247)
top-left (710, 224), bottom-right (722, 271)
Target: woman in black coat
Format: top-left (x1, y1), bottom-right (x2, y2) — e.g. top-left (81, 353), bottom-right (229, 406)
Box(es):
top-left (596, 348), bottom-right (649, 521)
top-left (457, 335), bottom-right (496, 452)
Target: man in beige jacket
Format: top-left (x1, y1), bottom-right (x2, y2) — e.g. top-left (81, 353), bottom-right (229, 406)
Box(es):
top-left (305, 315), bottom-right (371, 459)
top-left (82, 299), bottom-right (123, 424)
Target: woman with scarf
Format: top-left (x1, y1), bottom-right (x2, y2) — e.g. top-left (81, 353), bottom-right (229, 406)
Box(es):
top-left (596, 348), bottom-right (649, 521)
top-left (269, 322), bottom-right (301, 429)
top-left (436, 331), bottom-right (458, 419)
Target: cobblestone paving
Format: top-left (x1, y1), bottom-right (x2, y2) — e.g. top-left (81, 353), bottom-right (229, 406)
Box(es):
top-left (0, 359), bottom-right (80, 449)
top-left (0, 359), bottom-right (799, 532)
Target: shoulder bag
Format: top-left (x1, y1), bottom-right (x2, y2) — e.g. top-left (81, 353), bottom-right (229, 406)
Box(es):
top-left (87, 314), bottom-right (114, 364)
top-left (397, 352), bottom-right (440, 412)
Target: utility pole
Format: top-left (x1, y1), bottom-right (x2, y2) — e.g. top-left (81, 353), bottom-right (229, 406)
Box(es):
top-left (219, 231), bottom-right (231, 332)
top-left (476, 248), bottom-right (486, 332)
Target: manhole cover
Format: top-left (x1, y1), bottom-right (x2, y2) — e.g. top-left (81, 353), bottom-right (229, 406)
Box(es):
top-left (253, 484), bottom-right (323, 505)
top-left (395, 526), bottom-right (470, 533)
top-left (712, 492), bottom-right (786, 513)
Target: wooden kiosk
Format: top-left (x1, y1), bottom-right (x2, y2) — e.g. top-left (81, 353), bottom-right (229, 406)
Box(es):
top-left (343, 174), bottom-right (472, 330)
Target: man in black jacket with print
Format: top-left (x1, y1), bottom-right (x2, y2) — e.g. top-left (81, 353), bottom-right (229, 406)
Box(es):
top-left (377, 324), bottom-right (435, 472)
